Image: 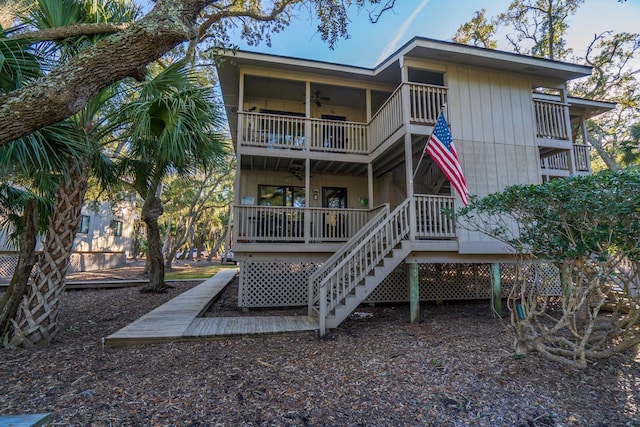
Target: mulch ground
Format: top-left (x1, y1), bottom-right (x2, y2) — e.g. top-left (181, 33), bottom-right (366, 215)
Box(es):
top-left (1, 264), bottom-right (639, 426)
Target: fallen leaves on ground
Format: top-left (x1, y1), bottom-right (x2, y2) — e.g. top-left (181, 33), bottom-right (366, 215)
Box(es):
top-left (1, 266), bottom-right (639, 426)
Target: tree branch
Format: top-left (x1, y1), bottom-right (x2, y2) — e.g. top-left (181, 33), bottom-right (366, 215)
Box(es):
top-left (0, 0), bottom-right (214, 146)
top-left (10, 22), bottom-right (130, 42)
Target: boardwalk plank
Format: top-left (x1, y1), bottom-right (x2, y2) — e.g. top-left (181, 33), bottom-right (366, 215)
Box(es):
top-left (105, 269), bottom-right (318, 346)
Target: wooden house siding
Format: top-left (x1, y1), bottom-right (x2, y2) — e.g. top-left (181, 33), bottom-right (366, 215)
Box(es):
top-left (440, 63), bottom-right (541, 247)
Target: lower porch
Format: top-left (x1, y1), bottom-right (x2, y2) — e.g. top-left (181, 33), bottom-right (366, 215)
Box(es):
top-left (233, 194), bottom-right (457, 248)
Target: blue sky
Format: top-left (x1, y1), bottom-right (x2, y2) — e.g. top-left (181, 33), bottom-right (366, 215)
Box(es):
top-left (226, 0), bottom-right (640, 67)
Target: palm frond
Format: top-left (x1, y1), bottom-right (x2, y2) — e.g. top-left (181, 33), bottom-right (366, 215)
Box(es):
top-left (0, 31), bottom-right (41, 93)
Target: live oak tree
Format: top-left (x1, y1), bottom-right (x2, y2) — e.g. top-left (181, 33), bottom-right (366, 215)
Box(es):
top-left (0, 0), bottom-right (397, 147)
top-left (162, 158), bottom-right (235, 269)
top-left (452, 9), bottom-right (497, 49)
top-left (570, 31), bottom-right (640, 171)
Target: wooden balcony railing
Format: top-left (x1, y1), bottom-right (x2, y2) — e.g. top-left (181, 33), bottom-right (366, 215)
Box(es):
top-left (573, 144), bottom-right (590, 172)
top-left (414, 194), bottom-right (457, 239)
top-left (541, 152), bottom-right (570, 172)
top-left (234, 196), bottom-right (456, 245)
top-left (368, 85), bottom-right (404, 152)
top-left (540, 144), bottom-right (591, 174)
top-left (234, 205), bottom-right (386, 244)
top-left (534, 98), bottom-right (570, 141)
top-left (408, 83), bottom-right (448, 125)
top-left (239, 83), bottom-right (448, 155)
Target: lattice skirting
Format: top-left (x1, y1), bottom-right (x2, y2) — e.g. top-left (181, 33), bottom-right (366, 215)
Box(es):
top-left (0, 252), bottom-right (127, 280)
top-left (239, 260), bottom-right (322, 307)
top-left (238, 260), bottom-right (562, 308)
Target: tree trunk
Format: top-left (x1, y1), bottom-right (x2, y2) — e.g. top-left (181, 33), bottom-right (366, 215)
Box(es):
top-left (8, 158), bottom-right (89, 347)
top-left (0, 199), bottom-right (38, 344)
top-left (141, 195), bottom-right (167, 292)
top-left (588, 132), bottom-right (621, 171)
top-left (210, 229), bottom-right (227, 261)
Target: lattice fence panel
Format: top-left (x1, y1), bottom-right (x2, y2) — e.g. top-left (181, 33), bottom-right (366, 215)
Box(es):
top-left (420, 263), bottom-right (492, 300)
top-left (499, 262), bottom-right (561, 297)
top-left (237, 260), bottom-right (563, 308)
top-left (366, 264), bottom-right (408, 303)
top-left (362, 262), bottom-right (561, 304)
top-left (239, 260), bottom-right (321, 307)
top-left (0, 254), bottom-right (19, 279)
top-left (0, 253), bottom-right (84, 280)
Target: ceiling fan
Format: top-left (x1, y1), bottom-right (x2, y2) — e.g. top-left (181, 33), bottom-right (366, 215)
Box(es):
top-left (312, 90), bottom-right (331, 107)
top-left (302, 90), bottom-right (331, 107)
top-left (289, 164), bottom-right (304, 180)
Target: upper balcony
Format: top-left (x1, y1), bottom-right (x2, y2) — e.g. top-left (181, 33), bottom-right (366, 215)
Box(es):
top-left (533, 97), bottom-right (573, 155)
top-left (236, 82), bottom-right (448, 160)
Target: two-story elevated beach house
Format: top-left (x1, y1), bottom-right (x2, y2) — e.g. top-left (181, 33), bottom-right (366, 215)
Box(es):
top-left (217, 36), bottom-right (614, 335)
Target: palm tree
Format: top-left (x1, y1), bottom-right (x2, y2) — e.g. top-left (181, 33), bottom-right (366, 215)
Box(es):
top-left (0, 20), bottom-right (88, 343)
top-left (4, 0), bottom-right (138, 347)
top-left (118, 60), bottom-right (228, 292)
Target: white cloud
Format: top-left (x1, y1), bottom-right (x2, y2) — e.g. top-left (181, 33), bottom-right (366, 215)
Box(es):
top-left (375, 0), bottom-right (430, 64)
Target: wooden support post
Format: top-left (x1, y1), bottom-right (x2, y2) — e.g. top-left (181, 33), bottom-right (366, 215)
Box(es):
top-left (408, 263), bottom-right (420, 323)
top-left (491, 263), bottom-right (502, 317)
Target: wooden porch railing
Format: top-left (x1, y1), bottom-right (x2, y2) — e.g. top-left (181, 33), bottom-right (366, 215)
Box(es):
top-left (409, 83), bottom-right (448, 125)
top-left (541, 152), bottom-right (570, 172)
top-left (534, 98), bottom-right (570, 140)
top-left (234, 196), bottom-right (456, 245)
top-left (241, 112), bottom-right (306, 149)
top-left (414, 194), bottom-right (457, 239)
top-left (368, 85), bottom-right (404, 152)
top-left (234, 205), bottom-right (386, 244)
top-left (239, 83), bottom-right (448, 155)
top-left (540, 144), bottom-right (591, 174)
top-left (573, 144), bottom-right (590, 172)
top-left (307, 119), bottom-right (368, 154)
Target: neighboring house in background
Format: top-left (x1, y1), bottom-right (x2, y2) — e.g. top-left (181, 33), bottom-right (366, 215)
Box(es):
top-left (217, 36), bottom-right (614, 334)
top-left (0, 200), bottom-right (136, 279)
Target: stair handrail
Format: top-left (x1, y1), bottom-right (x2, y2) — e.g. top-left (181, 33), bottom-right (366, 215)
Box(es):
top-left (307, 204), bottom-right (390, 314)
top-left (315, 199), bottom-right (411, 334)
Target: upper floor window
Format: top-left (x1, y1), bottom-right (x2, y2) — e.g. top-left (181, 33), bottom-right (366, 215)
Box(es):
top-left (110, 220), bottom-right (123, 237)
top-left (78, 215), bottom-right (90, 234)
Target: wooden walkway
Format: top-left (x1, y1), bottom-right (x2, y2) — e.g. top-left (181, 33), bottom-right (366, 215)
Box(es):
top-left (104, 269), bottom-right (317, 346)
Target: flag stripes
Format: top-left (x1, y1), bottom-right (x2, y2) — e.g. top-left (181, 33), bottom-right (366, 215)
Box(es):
top-left (425, 112), bottom-right (469, 205)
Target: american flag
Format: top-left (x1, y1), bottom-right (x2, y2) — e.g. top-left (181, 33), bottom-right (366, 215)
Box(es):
top-left (425, 111), bottom-right (469, 205)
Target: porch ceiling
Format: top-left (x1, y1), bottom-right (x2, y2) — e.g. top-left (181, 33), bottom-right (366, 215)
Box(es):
top-left (371, 135), bottom-right (429, 178)
top-left (240, 155), bottom-right (369, 177)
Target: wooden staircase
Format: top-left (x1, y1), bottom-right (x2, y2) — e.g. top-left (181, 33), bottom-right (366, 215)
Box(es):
top-left (308, 199), bottom-right (412, 336)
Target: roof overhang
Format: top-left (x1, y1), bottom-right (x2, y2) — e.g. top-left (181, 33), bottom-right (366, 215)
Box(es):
top-left (217, 37), bottom-right (595, 143)
top-left (379, 37), bottom-right (592, 82)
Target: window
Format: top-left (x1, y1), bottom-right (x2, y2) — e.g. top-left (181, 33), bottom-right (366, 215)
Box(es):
top-left (110, 220), bottom-right (123, 237)
top-left (323, 187), bottom-right (347, 208)
top-left (259, 185), bottom-right (305, 207)
top-left (78, 215), bottom-right (90, 234)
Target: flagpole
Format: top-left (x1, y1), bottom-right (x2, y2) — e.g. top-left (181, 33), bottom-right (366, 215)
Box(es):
top-left (412, 103), bottom-right (447, 180)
